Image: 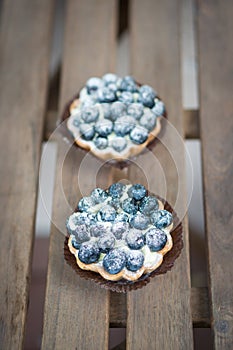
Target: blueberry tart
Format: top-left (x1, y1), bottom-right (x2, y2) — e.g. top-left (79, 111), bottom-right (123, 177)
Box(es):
top-left (63, 74), bottom-right (166, 161)
top-left (64, 183), bottom-right (183, 291)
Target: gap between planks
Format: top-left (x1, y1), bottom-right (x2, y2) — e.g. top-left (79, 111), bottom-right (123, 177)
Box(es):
top-left (110, 287), bottom-right (210, 328)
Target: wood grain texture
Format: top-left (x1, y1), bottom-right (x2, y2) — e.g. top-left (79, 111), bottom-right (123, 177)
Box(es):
top-left (0, 0), bottom-right (54, 348)
top-left (110, 287), bottom-right (210, 328)
top-left (41, 1), bottom-right (117, 349)
top-left (197, 0), bottom-right (233, 348)
top-left (127, 1), bottom-right (193, 349)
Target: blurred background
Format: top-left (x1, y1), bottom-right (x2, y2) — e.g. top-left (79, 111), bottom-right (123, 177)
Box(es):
top-left (5, 0), bottom-right (211, 348)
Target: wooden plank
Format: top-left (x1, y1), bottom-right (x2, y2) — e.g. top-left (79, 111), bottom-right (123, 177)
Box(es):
top-left (41, 1), bottom-right (117, 349)
top-left (0, 0), bottom-right (53, 349)
top-left (197, 1), bottom-right (233, 348)
top-left (127, 1), bottom-right (193, 349)
top-left (110, 287), bottom-right (210, 328)
top-left (0, 0), bottom-right (54, 348)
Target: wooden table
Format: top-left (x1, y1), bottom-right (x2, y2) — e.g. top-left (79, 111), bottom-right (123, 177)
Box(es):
top-left (0, 0), bottom-right (232, 349)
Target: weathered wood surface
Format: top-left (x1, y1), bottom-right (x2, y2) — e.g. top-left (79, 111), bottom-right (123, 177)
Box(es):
top-left (41, 1), bottom-right (117, 349)
top-left (126, 1), bottom-right (193, 349)
top-left (197, 0), bottom-right (233, 348)
top-left (0, 0), bottom-right (54, 348)
top-left (2, 0), bottom-right (230, 348)
top-left (110, 287), bottom-right (210, 328)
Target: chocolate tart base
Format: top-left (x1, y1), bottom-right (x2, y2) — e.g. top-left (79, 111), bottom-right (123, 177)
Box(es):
top-left (60, 92), bottom-right (167, 170)
top-left (64, 197), bottom-right (183, 293)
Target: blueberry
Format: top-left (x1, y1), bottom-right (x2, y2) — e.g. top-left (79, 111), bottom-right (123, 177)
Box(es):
top-left (111, 222), bottom-right (129, 239)
top-left (73, 212), bottom-right (91, 226)
top-left (72, 110), bottom-right (82, 127)
top-left (139, 85), bottom-right (156, 108)
top-left (139, 96), bottom-right (155, 108)
top-left (102, 73), bottom-right (118, 84)
top-left (108, 83), bottom-right (118, 93)
top-left (95, 119), bottom-right (113, 137)
top-left (97, 205), bottom-right (116, 221)
top-left (66, 222), bottom-right (74, 235)
top-left (118, 91), bottom-right (134, 104)
top-left (121, 198), bottom-right (138, 215)
top-left (86, 77), bottom-right (104, 93)
top-left (114, 116), bottom-right (135, 136)
top-left (127, 103), bottom-right (144, 120)
top-left (110, 101), bottom-right (127, 121)
top-left (87, 213), bottom-right (97, 225)
top-left (73, 224), bottom-right (90, 243)
top-left (94, 136), bottom-right (108, 149)
top-left (88, 213), bottom-right (96, 222)
top-left (78, 196), bottom-right (95, 212)
top-left (101, 103), bottom-right (111, 119)
top-left (103, 249), bottom-right (126, 274)
top-left (139, 196), bottom-right (159, 215)
top-left (108, 183), bottom-right (126, 198)
top-left (126, 250), bottom-right (144, 271)
top-left (130, 126), bottom-right (148, 144)
top-left (139, 85), bottom-right (156, 97)
top-left (74, 212), bottom-right (90, 225)
top-left (129, 212), bottom-right (150, 230)
top-left (111, 137), bottom-right (127, 152)
top-left (115, 212), bottom-right (129, 222)
top-left (90, 221), bottom-right (112, 237)
top-left (97, 87), bottom-right (117, 103)
top-left (128, 184), bottom-right (147, 200)
top-left (152, 100), bottom-right (165, 116)
top-left (81, 95), bottom-right (96, 107)
top-left (150, 210), bottom-right (173, 229)
top-left (78, 242), bottom-right (100, 264)
top-left (139, 111), bottom-right (157, 131)
top-left (66, 212), bottom-right (83, 234)
top-left (91, 188), bottom-right (108, 204)
top-left (81, 106), bottom-right (99, 123)
top-left (109, 197), bottom-right (121, 210)
top-left (98, 233), bottom-right (115, 253)
top-left (73, 119), bottom-right (80, 127)
top-left (126, 230), bottom-right (145, 250)
top-left (116, 77), bottom-right (123, 88)
top-left (120, 76), bottom-right (138, 92)
top-left (145, 228), bottom-right (167, 252)
top-left (71, 237), bottom-right (80, 249)
top-left (79, 123), bottom-right (95, 140)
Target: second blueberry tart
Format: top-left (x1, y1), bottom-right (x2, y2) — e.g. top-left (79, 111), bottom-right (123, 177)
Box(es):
top-left (64, 183), bottom-right (183, 291)
top-left (63, 74), bottom-right (166, 162)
